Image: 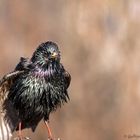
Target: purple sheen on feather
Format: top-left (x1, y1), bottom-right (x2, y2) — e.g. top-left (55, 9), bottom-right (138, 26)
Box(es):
top-left (33, 68), bottom-right (55, 77)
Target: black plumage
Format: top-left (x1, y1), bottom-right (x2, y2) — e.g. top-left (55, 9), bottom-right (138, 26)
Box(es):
top-left (0, 41), bottom-right (71, 139)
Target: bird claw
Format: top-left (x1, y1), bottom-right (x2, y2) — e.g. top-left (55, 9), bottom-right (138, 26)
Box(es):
top-left (24, 137), bottom-right (31, 140)
top-left (48, 138), bottom-right (53, 140)
top-left (48, 138), bottom-right (61, 140)
top-left (14, 136), bottom-right (31, 140)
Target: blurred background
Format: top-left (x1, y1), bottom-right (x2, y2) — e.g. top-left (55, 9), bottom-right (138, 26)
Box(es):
top-left (0, 0), bottom-right (140, 140)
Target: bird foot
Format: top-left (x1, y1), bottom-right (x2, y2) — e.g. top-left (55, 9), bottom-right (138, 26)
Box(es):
top-left (14, 136), bottom-right (31, 140)
top-left (48, 137), bottom-right (53, 140)
top-left (48, 138), bottom-right (61, 140)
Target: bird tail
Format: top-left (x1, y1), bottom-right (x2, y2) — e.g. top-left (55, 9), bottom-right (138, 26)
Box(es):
top-left (0, 113), bottom-right (12, 140)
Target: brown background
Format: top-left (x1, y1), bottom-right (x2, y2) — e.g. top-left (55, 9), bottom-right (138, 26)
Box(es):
top-left (0, 0), bottom-right (140, 140)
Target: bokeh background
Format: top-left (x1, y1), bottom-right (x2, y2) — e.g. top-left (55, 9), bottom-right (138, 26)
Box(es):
top-left (0, 0), bottom-right (140, 140)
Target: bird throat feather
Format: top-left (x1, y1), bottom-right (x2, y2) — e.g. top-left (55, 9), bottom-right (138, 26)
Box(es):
top-left (33, 62), bottom-right (59, 78)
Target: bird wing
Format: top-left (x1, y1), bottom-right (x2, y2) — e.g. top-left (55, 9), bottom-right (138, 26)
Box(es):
top-left (63, 71), bottom-right (71, 89)
top-left (0, 70), bottom-right (25, 139)
top-left (0, 70), bottom-right (24, 106)
top-left (0, 57), bottom-right (32, 106)
top-left (0, 57), bottom-right (32, 139)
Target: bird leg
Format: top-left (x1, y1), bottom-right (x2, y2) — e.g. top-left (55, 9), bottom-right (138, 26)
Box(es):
top-left (14, 122), bottom-right (23, 140)
top-left (17, 122), bottom-right (23, 140)
top-left (44, 120), bottom-right (53, 140)
top-left (14, 122), bottom-right (30, 140)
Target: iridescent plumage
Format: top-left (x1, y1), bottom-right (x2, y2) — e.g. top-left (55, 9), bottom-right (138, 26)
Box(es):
top-left (0, 41), bottom-right (71, 139)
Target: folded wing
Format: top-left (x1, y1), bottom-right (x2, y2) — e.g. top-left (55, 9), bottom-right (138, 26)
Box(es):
top-left (0, 57), bottom-right (32, 139)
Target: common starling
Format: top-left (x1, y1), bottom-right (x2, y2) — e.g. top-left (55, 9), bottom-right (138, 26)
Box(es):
top-left (0, 41), bottom-right (71, 140)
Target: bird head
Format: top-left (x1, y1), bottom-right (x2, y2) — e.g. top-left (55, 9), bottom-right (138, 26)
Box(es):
top-left (31, 41), bottom-right (61, 66)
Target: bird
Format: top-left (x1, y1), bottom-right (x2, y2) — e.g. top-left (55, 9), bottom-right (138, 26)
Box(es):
top-left (0, 41), bottom-right (71, 140)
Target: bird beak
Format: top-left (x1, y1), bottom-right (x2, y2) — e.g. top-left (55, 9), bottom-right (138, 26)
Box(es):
top-left (51, 52), bottom-right (58, 58)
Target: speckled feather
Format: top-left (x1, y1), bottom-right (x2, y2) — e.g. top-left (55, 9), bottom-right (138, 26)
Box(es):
top-left (0, 41), bottom-right (71, 132)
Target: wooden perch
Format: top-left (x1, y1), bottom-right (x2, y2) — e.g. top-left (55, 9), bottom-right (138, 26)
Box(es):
top-left (0, 113), bottom-right (12, 140)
